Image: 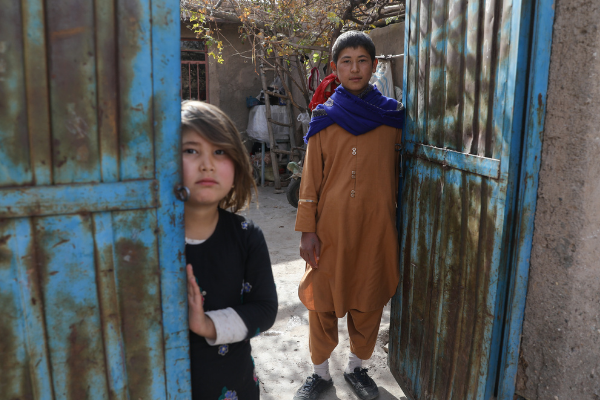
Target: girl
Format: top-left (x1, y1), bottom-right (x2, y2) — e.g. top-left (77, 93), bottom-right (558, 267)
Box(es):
top-left (182, 101), bottom-right (278, 399)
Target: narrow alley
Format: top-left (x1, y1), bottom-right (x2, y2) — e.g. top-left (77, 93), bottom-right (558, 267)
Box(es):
top-left (240, 186), bottom-right (407, 400)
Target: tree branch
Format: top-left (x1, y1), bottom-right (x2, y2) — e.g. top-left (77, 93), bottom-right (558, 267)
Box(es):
top-left (183, 3), bottom-right (267, 29)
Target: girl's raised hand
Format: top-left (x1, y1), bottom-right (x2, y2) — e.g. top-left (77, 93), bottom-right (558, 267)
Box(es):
top-left (186, 264), bottom-right (216, 340)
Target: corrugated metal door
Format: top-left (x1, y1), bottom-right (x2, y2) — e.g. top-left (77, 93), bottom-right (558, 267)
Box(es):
top-left (389, 0), bottom-right (535, 397)
top-left (0, 1), bottom-right (189, 399)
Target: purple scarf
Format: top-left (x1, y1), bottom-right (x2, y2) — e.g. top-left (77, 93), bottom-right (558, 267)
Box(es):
top-left (304, 84), bottom-right (404, 143)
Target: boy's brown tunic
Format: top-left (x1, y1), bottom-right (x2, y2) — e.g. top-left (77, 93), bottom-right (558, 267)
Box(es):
top-left (295, 123), bottom-right (402, 318)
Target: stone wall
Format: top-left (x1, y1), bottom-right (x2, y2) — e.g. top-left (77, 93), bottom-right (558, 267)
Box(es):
top-left (516, 0), bottom-right (600, 398)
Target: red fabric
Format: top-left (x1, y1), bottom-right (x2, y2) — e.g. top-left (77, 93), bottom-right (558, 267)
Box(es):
top-left (308, 73), bottom-right (340, 111)
top-left (308, 67), bottom-right (320, 92)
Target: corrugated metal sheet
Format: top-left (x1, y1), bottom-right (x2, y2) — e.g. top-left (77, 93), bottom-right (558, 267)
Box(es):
top-left (0, 0), bottom-right (188, 398)
top-left (389, 0), bottom-right (539, 397)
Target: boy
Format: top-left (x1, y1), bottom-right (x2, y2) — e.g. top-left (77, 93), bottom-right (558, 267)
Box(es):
top-left (293, 31), bottom-right (405, 400)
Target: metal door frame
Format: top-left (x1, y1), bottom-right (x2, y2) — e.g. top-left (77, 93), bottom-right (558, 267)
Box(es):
top-left (152, 1), bottom-right (190, 396)
top-left (495, 0), bottom-right (556, 397)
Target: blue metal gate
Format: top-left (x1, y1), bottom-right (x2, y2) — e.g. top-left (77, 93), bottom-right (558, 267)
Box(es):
top-left (389, 0), bottom-right (554, 398)
top-left (0, 1), bottom-right (189, 399)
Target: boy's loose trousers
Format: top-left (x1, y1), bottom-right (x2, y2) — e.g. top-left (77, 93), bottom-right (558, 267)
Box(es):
top-left (308, 308), bottom-right (384, 365)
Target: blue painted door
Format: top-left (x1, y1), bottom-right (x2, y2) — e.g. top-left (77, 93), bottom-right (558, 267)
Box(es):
top-left (0, 1), bottom-right (189, 399)
top-left (389, 0), bottom-right (538, 398)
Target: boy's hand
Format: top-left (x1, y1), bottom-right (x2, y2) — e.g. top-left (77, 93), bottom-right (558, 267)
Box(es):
top-left (300, 232), bottom-right (321, 268)
top-left (186, 264), bottom-right (216, 340)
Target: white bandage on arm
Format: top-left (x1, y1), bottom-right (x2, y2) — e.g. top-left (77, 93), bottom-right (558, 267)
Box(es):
top-left (204, 307), bottom-right (248, 346)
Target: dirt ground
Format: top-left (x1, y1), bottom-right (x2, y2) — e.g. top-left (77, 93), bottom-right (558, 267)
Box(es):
top-left (239, 186), bottom-right (407, 400)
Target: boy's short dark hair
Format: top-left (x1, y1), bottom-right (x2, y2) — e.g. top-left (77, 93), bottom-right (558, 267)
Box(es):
top-left (331, 31), bottom-right (376, 64)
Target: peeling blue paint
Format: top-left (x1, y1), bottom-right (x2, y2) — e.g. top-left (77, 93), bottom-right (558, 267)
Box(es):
top-left (0, 1), bottom-right (188, 398)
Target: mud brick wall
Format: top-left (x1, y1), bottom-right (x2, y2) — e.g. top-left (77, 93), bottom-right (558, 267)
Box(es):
top-left (181, 21), bottom-right (263, 134)
top-left (517, 0), bottom-right (600, 398)
top-left (368, 22), bottom-right (405, 90)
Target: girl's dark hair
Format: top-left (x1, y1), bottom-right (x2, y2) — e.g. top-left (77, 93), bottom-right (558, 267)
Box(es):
top-left (331, 31), bottom-right (376, 64)
top-left (181, 100), bottom-right (256, 213)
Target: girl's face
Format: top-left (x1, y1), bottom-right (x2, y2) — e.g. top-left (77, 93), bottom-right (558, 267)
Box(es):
top-left (182, 129), bottom-right (235, 208)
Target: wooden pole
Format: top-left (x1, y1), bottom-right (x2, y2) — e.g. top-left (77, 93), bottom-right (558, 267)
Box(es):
top-left (258, 45), bottom-right (282, 190)
top-left (278, 57), bottom-right (297, 155)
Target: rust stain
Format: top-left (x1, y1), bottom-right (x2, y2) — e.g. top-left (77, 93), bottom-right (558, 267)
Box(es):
top-left (51, 26), bottom-right (86, 40)
top-left (56, 158), bottom-right (67, 168)
top-left (536, 93), bottom-right (545, 126)
top-left (115, 237), bottom-right (162, 399)
top-left (46, 0), bottom-right (101, 183)
top-left (67, 322), bottom-right (90, 399)
top-left (0, 2), bottom-right (32, 176)
top-left (0, 234), bottom-right (10, 246)
top-left (0, 290), bottom-right (34, 399)
top-left (51, 238), bottom-right (69, 248)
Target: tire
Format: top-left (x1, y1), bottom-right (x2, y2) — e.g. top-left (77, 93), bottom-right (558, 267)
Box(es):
top-left (252, 166), bottom-right (261, 184)
top-left (286, 178), bottom-right (301, 208)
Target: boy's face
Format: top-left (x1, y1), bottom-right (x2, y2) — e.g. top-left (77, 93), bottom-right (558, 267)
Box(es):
top-left (331, 46), bottom-right (378, 96)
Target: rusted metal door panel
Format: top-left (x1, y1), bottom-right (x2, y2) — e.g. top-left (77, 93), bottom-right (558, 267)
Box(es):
top-left (390, 0), bottom-right (537, 397)
top-left (0, 0), bottom-right (188, 399)
top-left (117, 0), bottom-right (155, 181)
top-left (0, 1), bottom-right (32, 187)
top-left (111, 210), bottom-right (167, 398)
top-left (46, 0), bottom-right (101, 184)
top-left (22, 0), bottom-right (54, 187)
top-left (0, 220), bottom-right (38, 399)
top-left (35, 214), bottom-right (111, 398)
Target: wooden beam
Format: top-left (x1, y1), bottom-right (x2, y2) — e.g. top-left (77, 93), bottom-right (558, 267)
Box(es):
top-left (267, 118), bottom-right (292, 128)
top-left (265, 90), bottom-right (289, 100)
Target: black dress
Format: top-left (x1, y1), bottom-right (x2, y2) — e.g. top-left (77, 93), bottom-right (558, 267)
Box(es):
top-left (187, 208), bottom-right (278, 400)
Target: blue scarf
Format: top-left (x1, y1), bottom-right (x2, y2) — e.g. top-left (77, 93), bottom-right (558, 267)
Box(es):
top-left (304, 84), bottom-right (404, 143)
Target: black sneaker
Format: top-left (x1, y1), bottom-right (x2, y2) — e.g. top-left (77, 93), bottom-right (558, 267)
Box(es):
top-left (343, 367), bottom-right (379, 400)
top-left (293, 374), bottom-right (334, 400)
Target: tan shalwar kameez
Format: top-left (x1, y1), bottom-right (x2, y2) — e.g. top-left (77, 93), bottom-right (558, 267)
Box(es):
top-left (294, 123), bottom-right (402, 319)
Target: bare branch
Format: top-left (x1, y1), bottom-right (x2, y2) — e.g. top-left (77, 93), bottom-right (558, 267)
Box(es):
top-left (182, 0), bottom-right (406, 119)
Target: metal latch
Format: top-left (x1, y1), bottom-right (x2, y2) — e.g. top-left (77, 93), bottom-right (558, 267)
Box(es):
top-left (395, 144), bottom-right (404, 178)
top-left (399, 154), bottom-right (404, 178)
top-left (174, 184), bottom-right (190, 202)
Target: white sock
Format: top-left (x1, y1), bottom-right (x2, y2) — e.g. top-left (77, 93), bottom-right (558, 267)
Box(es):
top-left (313, 359), bottom-right (331, 381)
top-left (345, 352), bottom-right (363, 374)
